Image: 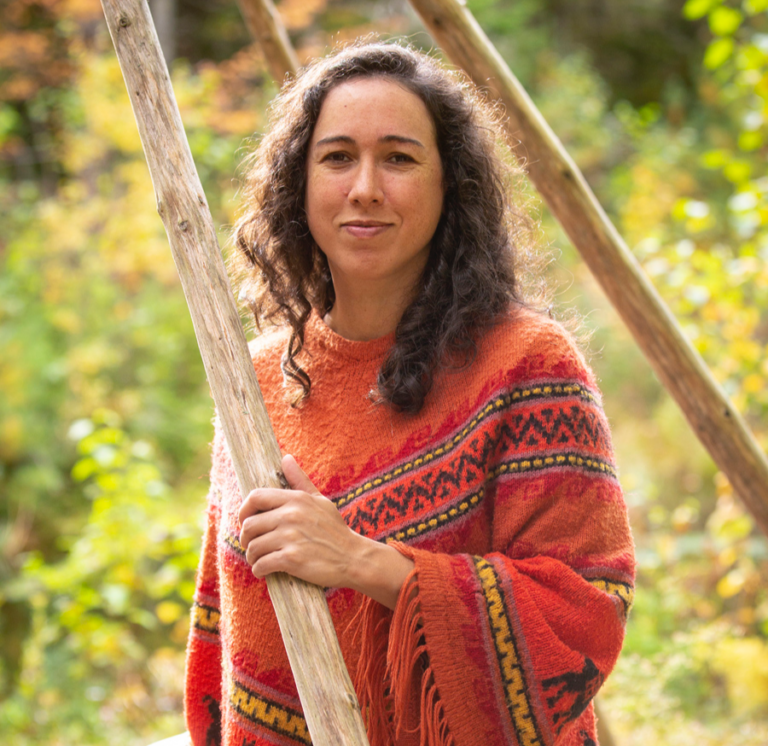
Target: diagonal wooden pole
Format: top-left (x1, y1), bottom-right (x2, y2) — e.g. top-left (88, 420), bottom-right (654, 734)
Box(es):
top-left (236, 0), bottom-right (298, 82)
top-left (407, 0), bottom-right (768, 537)
top-left (98, 2), bottom-right (368, 744)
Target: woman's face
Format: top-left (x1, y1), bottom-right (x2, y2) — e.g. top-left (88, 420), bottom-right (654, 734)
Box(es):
top-left (305, 77), bottom-right (444, 298)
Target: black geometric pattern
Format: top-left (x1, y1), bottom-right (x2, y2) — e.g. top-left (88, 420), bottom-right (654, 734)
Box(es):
top-left (542, 658), bottom-right (604, 736)
top-left (334, 381), bottom-right (606, 510)
top-left (229, 679), bottom-right (311, 745)
top-left (473, 556), bottom-right (544, 746)
top-left (332, 381), bottom-right (617, 544)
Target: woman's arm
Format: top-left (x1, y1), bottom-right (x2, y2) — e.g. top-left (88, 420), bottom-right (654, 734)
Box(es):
top-left (238, 454), bottom-right (414, 610)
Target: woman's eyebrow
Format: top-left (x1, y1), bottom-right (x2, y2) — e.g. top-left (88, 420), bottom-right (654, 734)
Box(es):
top-left (380, 135), bottom-right (425, 148)
top-left (314, 135), bottom-right (425, 148)
top-left (315, 135), bottom-right (355, 147)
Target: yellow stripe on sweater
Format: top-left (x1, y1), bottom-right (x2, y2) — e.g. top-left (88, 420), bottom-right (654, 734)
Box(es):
top-left (587, 578), bottom-right (634, 617)
top-left (230, 679), bottom-right (310, 745)
top-left (191, 602), bottom-right (220, 634)
top-left (474, 557), bottom-right (543, 746)
top-left (336, 381), bottom-right (598, 508)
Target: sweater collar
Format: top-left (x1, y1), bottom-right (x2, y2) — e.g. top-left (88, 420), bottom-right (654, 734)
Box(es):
top-left (304, 309), bottom-right (395, 363)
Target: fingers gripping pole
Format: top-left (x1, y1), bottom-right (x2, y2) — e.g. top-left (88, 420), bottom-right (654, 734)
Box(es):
top-left (98, 2), bottom-right (369, 743)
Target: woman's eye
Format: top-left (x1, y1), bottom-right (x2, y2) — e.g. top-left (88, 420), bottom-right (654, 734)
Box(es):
top-left (389, 153), bottom-right (415, 164)
top-left (322, 152), bottom-right (351, 163)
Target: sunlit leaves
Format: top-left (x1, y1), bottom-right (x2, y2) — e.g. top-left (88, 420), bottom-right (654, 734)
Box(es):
top-left (596, 5), bottom-right (768, 736)
top-left (705, 36), bottom-right (736, 68)
top-left (620, 4), bottom-right (768, 429)
top-left (683, 0), bottom-right (723, 20)
top-left (12, 415), bottom-right (201, 740)
top-left (712, 638), bottom-right (768, 715)
top-left (738, 129), bottom-right (763, 149)
top-left (708, 6), bottom-right (744, 35)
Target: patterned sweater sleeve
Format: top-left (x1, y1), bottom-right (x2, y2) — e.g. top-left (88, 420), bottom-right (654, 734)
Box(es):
top-left (357, 321), bottom-right (635, 746)
top-left (184, 485), bottom-right (224, 746)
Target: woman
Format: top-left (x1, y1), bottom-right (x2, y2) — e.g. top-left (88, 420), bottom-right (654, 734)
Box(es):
top-left (184, 42), bottom-right (635, 746)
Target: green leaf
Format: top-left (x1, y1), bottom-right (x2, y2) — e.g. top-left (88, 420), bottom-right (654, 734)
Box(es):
top-left (683, 0), bottom-right (721, 20)
top-left (723, 158), bottom-right (752, 183)
top-left (704, 37), bottom-right (735, 68)
top-left (701, 149), bottom-right (728, 168)
top-left (744, 0), bottom-right (768, 14)
top-left (738, 130), bottom-right (763, 151)
top-left (71, 457), bottom-right (98, 482)
top-left (0, 105), bottom-right (22, 142)
top-left (708, 6), bottom-right (744, 35)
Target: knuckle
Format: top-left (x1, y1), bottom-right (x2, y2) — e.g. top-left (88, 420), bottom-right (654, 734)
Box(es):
top-left (285, 504), bottom-right (303, 522)
top-left (283, 546), bottom-right (300, 565)
top-left (244, 490), bottom-right (258, 507)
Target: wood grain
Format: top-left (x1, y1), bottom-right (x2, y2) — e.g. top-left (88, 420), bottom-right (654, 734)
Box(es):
top-left (99, 1), bottom-right (368, 743)
top-left (408, 0), bottom-right (768, 536)
top-left (236, 0), bottom-right (298, 82)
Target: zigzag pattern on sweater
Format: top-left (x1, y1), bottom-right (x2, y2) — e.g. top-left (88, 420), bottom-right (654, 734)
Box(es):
top-left (219, 379), bottom-right (618, 558)
top-left (334, 380), bottom-right (601, 510)
top-left (333, 379), bottom-right (617, 543)
top-left (185, 311), bottom-right (635, 746)
top-left (228, 676), bottom-right (310, 746)
top-left (334, 380), bottom-right (608, 509)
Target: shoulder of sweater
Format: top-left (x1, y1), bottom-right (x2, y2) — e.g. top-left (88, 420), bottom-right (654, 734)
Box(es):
top-left (478, 306), bottom-right (598, 390)
top-left (479, 305), bottom-right (577, 356)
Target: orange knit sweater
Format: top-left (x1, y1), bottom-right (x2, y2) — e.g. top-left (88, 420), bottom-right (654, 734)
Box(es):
top-left (184, 308), bottom-right (635, 746)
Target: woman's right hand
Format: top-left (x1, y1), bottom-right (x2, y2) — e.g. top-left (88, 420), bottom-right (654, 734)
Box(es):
top-left (238, 454), bottom-right (413, 609)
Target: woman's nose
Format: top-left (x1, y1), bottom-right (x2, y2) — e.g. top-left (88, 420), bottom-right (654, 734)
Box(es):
top-left (347, 159), bottom-right (384, 206)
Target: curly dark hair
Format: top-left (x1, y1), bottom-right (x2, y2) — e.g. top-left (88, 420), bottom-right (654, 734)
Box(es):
top-left (232, 41), bottom-right (538, 414)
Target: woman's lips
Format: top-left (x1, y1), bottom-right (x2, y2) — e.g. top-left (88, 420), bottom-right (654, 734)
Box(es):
top-left (342, 221), bottom-right (391, 238)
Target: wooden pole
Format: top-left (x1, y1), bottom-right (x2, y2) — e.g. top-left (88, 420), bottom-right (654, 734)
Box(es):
top-left (98, 2), bottom-right (369, 744)
top-left (408, 0), bottom-right (768, 538)
top-left (236, 0), bottom-right (298, 82)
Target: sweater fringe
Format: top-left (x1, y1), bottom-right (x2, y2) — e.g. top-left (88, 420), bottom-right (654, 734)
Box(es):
top-left (355, 563), bottom-right (454, 746)
top-left (352, 595), bottom-right (394, 746)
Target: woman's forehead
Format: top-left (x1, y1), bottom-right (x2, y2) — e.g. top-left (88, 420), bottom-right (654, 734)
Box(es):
top-left (310, 77), bottom-right (437, 145)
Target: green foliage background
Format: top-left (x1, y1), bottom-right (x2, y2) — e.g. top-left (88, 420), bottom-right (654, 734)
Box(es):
top-left (1, 0), bottom-right (767, 744)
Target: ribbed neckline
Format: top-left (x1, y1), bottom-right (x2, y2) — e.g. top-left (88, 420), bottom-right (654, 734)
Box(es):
top-left (304, 309), bottom-right (395, 363)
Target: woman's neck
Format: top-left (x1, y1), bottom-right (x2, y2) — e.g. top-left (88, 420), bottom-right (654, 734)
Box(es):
top-left (323, 287), bottom-right (409, 341)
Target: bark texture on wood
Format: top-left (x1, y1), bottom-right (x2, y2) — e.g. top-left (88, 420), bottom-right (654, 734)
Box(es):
top-left (409, 0), bottom-right (768, 537)
top-left (99, 2), bottom-right (368, 744)
top-left (236, 0), bottom-right (298, 82)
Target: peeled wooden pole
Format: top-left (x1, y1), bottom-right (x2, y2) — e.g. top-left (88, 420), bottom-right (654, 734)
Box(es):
top-left (99, 2), bottom-right (369, 744)
top-left (408, 0), bottom-right (768, 537)
top-left (236, 0), bottom-right (298, 82)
